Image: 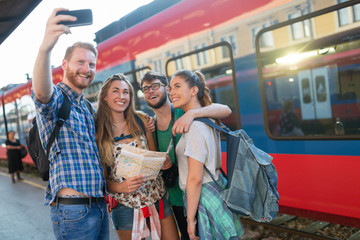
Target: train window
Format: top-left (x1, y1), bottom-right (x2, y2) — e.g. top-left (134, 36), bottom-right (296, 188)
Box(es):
top-left (0, 95), bottom-right (34, 145)
top-left (315, 76), bottom-right (326, 102)
top-left (301, 78), bottom-right (311, 104)
top-left (256, 1), bottom-right (360, 139)
top-left (165, 42), bottom-right (240, 130)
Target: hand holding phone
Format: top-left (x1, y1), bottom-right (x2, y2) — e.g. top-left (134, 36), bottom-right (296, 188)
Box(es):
top-left (56, 9), bottom-right (93, 27)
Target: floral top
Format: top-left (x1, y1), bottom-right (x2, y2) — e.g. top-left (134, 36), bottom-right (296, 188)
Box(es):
top-left (108, 136), bottom-right (166, 209)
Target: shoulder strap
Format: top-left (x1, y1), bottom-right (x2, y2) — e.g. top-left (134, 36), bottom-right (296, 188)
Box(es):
top-left (170, 105), bottom-right (177, 164)
top-left (83, 98), bottom-right (94, 118)
top-left (195, 117), bottom-right (228, 182)
top-left (194, 117), bottom-right (230, 135)
top-left (45, 90), bottom-right (71, 157)
top-left (154, 105), bottom-right (177, 164)
top-left (134, 113), bottom-right (146, 135)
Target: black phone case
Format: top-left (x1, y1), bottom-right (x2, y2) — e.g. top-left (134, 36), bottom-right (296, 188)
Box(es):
top-left (57, 9), bottom-right (93, 27)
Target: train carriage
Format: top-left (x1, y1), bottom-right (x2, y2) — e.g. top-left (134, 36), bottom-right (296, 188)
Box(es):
top-left (1, 0), bottom-right (359, 228)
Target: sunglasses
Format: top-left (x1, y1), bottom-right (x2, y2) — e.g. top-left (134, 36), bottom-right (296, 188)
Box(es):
top-left (140, 82), bottom-right (165, 93)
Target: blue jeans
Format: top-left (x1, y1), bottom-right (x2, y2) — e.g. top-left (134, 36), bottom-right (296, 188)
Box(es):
top-left (50, 200), bottom-right (109, 240)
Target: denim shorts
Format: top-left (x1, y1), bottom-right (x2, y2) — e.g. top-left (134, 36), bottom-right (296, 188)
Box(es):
top-left (111, 196), bottom-right (172, 230)
top-left (50, 200), bottom-right (109, 239)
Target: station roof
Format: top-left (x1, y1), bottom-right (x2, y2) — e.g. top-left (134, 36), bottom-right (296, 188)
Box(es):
top-left (0, 0), bottom-right (42, 45)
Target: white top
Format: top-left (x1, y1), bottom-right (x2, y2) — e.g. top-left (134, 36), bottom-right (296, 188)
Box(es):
top-left (176, 120), bottom-right (222, 190)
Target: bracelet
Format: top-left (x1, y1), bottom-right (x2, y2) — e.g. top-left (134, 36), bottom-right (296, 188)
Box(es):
top-left (186, 218), bottom-right (197, 225)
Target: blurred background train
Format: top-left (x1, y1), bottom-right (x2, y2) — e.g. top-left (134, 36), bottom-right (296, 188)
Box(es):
top-left (1, 0), bottom-right (359, 228)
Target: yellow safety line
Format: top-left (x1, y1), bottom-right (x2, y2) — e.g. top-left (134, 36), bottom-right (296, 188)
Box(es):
top-left (0, 171), bottom-right (46, 190)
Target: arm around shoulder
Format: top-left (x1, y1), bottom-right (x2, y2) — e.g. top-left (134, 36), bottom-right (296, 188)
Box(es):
top-left (190, 103), bottom-right (231, 119)
top-left (172, 103), bottom-right (231, 135)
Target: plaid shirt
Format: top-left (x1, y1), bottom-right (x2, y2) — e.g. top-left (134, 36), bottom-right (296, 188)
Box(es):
top-left (32, 83), bottom-right (106, 205)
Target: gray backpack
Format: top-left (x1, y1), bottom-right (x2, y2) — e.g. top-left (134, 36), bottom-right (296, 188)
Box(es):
top-left (196, 118), bottom-right (279, 222)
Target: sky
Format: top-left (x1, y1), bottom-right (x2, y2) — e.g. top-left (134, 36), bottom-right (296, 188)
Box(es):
top-left (0, 0), bottom-right (153, 89)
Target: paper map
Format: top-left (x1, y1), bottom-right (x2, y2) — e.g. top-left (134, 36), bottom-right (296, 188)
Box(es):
top-left (116, 144), bottom-right (167, 180)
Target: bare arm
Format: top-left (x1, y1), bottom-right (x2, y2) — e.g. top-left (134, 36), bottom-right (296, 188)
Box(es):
top-left (172, 103), bottom-right (231, 135)
top-left (186, 157), bottom-right (203, 240)
top-left (33, 8), bottom-right (75, 103)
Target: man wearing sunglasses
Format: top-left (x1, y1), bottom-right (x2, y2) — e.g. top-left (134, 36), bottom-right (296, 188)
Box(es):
top-left (140, 71), bottom-right (231, 240)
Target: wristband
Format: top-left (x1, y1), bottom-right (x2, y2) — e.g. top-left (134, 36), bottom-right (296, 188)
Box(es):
top-left (186, 218), bottom-right (197, 225)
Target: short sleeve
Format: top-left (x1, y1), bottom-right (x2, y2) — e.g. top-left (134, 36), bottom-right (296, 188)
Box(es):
top-left (31, 85), bottom-right (59, 120)
top-left (183, 121), bottom-right (209, 164)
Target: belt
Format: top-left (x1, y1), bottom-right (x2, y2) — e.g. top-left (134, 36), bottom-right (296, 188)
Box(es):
top-left (51, 196), bottom-right (105, 206)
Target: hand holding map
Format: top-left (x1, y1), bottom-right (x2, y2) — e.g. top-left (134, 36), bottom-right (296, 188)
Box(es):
top-left (116, 144), bottom-right (168, 180)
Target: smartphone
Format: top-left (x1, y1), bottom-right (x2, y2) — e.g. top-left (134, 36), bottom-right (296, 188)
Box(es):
top-left (56, 9), bottom-right (93, 27)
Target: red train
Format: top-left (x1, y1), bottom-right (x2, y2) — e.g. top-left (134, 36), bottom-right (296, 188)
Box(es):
top-left (1, 0), bottom-right (359, 228)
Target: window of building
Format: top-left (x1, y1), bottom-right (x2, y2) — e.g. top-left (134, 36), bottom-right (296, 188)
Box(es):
top-left (252, 23), bottom-right (274, 48)
top-left (289, 11), bottom-right (310, 40)
top-left (195, 43), bottom-right (210, 66)
top-left (154, 59), bottom-right (163, 73)
top-left (354, 3), bottom-right (360, 21)
top-left (220, 33), bottom-right (238, 58)
top-left (172, 52), bottom-right (184, 70)
top-left (338, 0), bottom-right (360, 25)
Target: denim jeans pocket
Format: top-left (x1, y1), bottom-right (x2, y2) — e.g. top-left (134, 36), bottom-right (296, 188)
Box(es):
top-left (50, 204), bottom-right (92, 239)
top-left (61, 204), bottom-right (90, 222)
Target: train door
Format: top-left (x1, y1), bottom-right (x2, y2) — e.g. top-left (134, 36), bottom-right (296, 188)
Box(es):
top-left (298, 70), bottom-right (315, 120)
top-left (298, 67), bottom-right (332, 120)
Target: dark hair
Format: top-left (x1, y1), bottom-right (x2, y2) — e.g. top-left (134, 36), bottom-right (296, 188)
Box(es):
top-left (141, 71), bottom-right (169, 87)
top-left (7, 130), bottom-right (15, 135)
top-left (172, 70), bottom-right (212, 107)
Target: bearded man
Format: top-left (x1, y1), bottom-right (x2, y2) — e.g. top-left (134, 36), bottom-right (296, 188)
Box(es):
top-left (32, 8), bottom-right (109, 240)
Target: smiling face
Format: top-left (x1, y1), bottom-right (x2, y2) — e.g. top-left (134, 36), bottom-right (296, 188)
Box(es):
top-left (62, 47), bottom-right (96, 94)
top-left (142, 80), bottom-right (167, 109)
top-left (104, 80), bottom-right (131, 114)
top-left (169, 76), bottom-right (197, 112)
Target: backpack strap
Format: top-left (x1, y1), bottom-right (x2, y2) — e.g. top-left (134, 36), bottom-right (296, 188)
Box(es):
top-left (134, 114), bottom-right (146, 135)
top-left (195, 117), bottom-right (228, 185)
top-left (45, 90), bottom-right (71, 158)
top-left (154, 105), bottom-right (177, 165)
top-left (83, 98), bottom-right (94, 118)
top-left (194, 117), bottom-right (231, 136)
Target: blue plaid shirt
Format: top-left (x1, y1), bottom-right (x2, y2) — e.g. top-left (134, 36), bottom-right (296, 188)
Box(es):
top-left (31, 83), bottom-right (106, 205)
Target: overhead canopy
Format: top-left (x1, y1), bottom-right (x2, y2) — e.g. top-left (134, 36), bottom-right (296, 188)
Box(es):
top-left (0, 0), bottom-right (42, 45)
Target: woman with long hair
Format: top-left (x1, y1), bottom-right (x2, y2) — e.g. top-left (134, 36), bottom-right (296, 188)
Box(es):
top-left (96, 73), bottom-right (179, 240)
top-left (169, 70), bottom-right (244, 240)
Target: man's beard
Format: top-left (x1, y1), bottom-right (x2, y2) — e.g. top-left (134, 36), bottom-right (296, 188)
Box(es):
top-left (65, 68), bottom-right (93, 90)
top-left (147, 91), bottom-right (167, 109)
